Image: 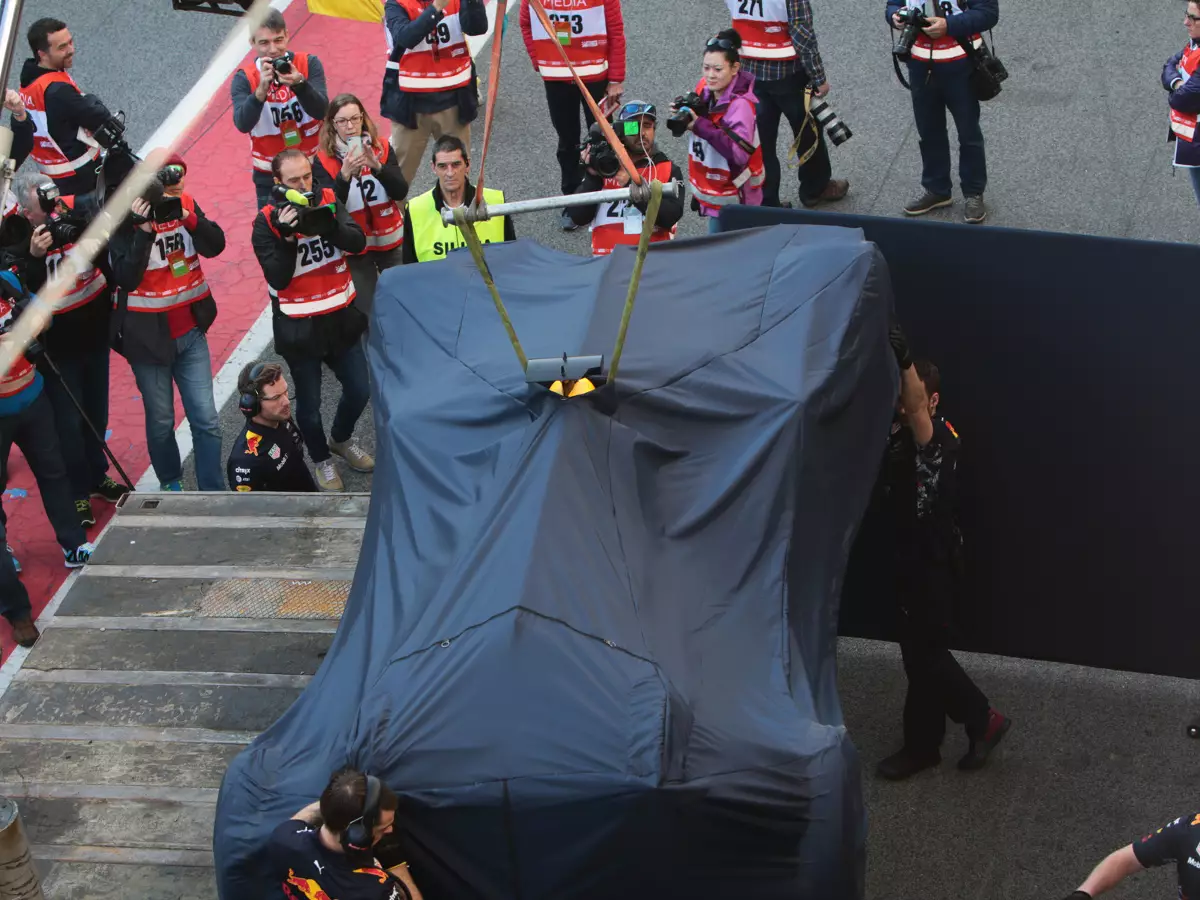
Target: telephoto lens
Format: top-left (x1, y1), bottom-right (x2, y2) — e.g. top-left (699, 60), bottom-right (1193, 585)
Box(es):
top-left (810, 98), bottom-right (852, 146)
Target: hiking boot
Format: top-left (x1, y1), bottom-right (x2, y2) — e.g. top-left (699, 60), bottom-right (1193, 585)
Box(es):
top-left (903, 190), bottom-right (953, 216)
top-left (10, 615), bottom-right (39, 647)
top-left (314, 458), bottom-right (344, 492)
top-left (876, 746), bottom-right (941, 781)
top-left (90, 476), bottom-right (130, 504)
top-left (329, 440), bottom-right (375, 473)
top-left (63, 541), bottom-right (96, 569)
top-left (7, 543), bottom-right (20, 575)
top-left (159, 481), bottom-right (183, 492)
top-left (75, 498), bottom-right (96, 528)
top-left (958, 709), bottom-right (1011, 771)
top-left (963, 194), bottom-right (987, 224)
top-left (800, 178), bottom-right (850, 209)
top-left (560, 210), bottom-right (580, 232)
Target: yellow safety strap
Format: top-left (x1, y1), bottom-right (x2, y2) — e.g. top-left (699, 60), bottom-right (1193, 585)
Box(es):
top-left (787, 87), bottom-right (821, 169)
top-left (607, 179), bottom-right (664, 385)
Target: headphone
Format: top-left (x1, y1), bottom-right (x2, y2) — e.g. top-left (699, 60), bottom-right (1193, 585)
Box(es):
top-left (238, 362), bottom-right (267, 418)
top-left (341, 774), bottom-right (382, 856)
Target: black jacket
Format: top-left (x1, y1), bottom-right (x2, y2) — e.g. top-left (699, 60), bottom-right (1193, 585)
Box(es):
top-left (108, 200), bottom-right (226, 366)
top-left (251, 199), bottom-right (368, 359)
top-left (567, 150), bottom-right (686, 230)
top-left (19, 59), bottom-right (114, 196)
top-left (399, 181), bottom-right (517, 265)
top-left (228, 419), bottom-right (317, 493)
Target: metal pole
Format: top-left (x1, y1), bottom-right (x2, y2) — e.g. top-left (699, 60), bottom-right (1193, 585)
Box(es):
top-left (0, 0), bottom-right (25, 94)
top-left (441, 180), bottom-right (683, 226)
top-left (0, 798), bottom-right (44, 900)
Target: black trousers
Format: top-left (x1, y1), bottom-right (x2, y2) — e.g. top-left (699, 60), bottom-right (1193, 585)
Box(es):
top-left (544, 79), bottom-right (608, 196)
top-left (754, 70), bottom-right (832, 206)
top-left (0, 515), bottom-right (29, 625)
top-left (40, 344), bottom-right (111, 502)
top-left (897, 562), bottom-right (989, 752)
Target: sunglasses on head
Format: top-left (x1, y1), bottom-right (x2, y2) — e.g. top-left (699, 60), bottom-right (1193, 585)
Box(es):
top-left (706, 37), bottom-right (736, 51)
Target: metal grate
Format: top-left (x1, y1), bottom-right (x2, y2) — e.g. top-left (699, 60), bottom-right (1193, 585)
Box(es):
top-left (197, 579), bottom-right (350, 620)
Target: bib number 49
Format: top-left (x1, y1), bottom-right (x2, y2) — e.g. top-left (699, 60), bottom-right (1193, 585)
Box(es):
top-left (426, 22), bottom-right (452, 45)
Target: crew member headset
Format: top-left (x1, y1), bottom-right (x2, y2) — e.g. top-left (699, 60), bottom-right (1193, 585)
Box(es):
top-left (342, 773), bottom-right (382, 856)
top-left (237, 362), bottom-right (270, 418)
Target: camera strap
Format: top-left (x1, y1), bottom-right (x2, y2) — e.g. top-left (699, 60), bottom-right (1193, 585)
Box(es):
top-left (716, 119), bottom-right (758, 157)
top-left (786, 89), bottom-right (821, 168)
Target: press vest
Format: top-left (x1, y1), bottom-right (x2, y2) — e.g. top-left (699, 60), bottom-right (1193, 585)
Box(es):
top-left (724, 0), bottom-right (796, 61)
top-left (902, 0), bottom-right (982, 63)
top-left (1171, 43), bottom-right (1200, 159)
top-left (408, 186), bottom-right (506, 262)
top-left (687, 87), bottom-right (765, 213)
top-left (315, 144), bottom-right (405, 252)
top-left (238, 54), bottom-right (322, 173)
top-left (590, 158), bottom-right (677, 256)
top-left (385, 0), bottom-right (474, 93)
top-left (263, 188), bottom-right (356, 317)
top-left (126, 194), bottom-right (212, 314)
top-left (0, 298), bottom-right (36, 398)
top-left (19, 71), bottom-right (101, 182)
top-left (528, 0), bottom-right (610, 81)
top-left (46, 196), bottom-right (109, 314)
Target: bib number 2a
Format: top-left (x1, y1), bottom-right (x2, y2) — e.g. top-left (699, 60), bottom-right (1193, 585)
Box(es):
top-left (298, 237), bottom-right (336, 267)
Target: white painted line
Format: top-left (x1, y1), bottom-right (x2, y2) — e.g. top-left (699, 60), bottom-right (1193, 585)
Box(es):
top-left (49, 615), bottom-right (337, 633)
top-left (80, 565), bottom-right (356, 580)
top-left (105, 514), bottom-right (365, 530)
top-left (0, 783), bottom-right (219, 804)
top-left (3, 724), bottom-right (256, 744)
top-left (17, 670), bottom-right (313, 689)
top-left (30, 845), bottom-right (215, 867)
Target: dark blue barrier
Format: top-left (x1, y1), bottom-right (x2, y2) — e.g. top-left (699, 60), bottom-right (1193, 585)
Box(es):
top-left (719, 205), bottom-right (1200, 679)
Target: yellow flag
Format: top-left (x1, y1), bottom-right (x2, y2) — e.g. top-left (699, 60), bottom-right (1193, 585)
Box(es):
top-left (307, 0), bottom-right (383, 22)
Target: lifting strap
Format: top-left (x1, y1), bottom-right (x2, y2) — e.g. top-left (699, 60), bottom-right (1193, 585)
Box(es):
top-left (607, 179), bottom-right (663, 384)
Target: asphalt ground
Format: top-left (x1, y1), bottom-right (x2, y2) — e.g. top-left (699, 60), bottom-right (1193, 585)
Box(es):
top-left (8, 2), bottom-right (1200, 898)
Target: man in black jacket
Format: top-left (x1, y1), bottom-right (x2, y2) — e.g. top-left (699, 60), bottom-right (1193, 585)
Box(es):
top-left (252, 149), bottom-right (373, 493)
top-left (108, 153), bottom-right (227, 492)
top-left (228, 361), bottom-right (318, 493)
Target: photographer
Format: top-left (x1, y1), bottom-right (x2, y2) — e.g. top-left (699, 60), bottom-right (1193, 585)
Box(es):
top-left (671, 29), bottom-right (764, 233)
top-left (315, 94), bottom-right (408, 319)
top-left (401, 136), bottom-right (514, 264)
top-left (12, 172), bottom-right (124, 529)
top-left (724, 0), bottom-right (848, 209)
top-left (232, 9), bottom-right (330, 208)
top-left (1163, 2), bottom-right (1200, 205)
top-left (382, 0), bottom-right (489, 186)
top-left (1060, 816), bottom-right (1200, 900)
top-left (252, 149), bottom-right (374, 493)
top-left (567, 101), bottom-right (683, 256)
top-left (109, 152), bottom-right (226, 492)
top-left (268, 768), bottom-right (422, 900)
top-left (229, 361), bottom-right (317, 493)
top-left (887, 0), bottom-right (999, 224)
top-left (18, 18), bottom-right (120, 197)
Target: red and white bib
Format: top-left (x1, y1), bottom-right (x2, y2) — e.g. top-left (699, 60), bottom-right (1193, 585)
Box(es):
top-left (529, 0), bottom-right (610, 81)
top-left (724, 0), bottom-right (795, 62)
top-left (386, 0), bottom-right (474, 93)
top-left (126, 194), bottom-right (211, 314)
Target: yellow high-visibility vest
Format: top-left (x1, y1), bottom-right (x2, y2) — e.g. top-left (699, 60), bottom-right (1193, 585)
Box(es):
top-left (408, 186), bottom-right (507, 263)
top-left (307, 0), bottom-right (383, 23)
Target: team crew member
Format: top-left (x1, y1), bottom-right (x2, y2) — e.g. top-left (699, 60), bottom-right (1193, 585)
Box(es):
top-left (567, 101), bottom-right (683, 256)
top-left (381, 0), bottom-right (489, 186)
top-left (1061, 813), bottom-right (1200, 899)
top-left (19, 18), bottom-right (119, 196)
top-left (725, 0), bottom-right (848, 209)
top-left (519, 0), bottom-right (626, 231)
top-left (887, 0), bottom-right (999, 224)
top-left (672, 30), bottom-right (764, 233)
top-left (252, 149), bottom-right (375, 493)
top-left (316, 94), bottom-right (408, 319)
top-left (109, 153), bottom-right (226, 492)
top-left (232, 9), bottom-right (330, 208)
top-left (13, 172), bottom-right (125, 528)
top-left (402, 135), bottom-right (515, 264)
top-left (229, 361), bottom-right (318, 493)
top-left (1163, 1), bottom-right (1200, 206)
top-left (269, 768), bottom-right (422, 900)
top-left (874, 331), bottom-right (1010, 781)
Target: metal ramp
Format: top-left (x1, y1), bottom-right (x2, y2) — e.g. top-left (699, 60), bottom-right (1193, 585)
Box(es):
top-left (0, 493), bottom-right (367, 899)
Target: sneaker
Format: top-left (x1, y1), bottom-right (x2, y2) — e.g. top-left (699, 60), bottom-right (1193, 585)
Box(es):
top-left (159, 481), bottom-right (183, 492)
top-left (876, 746), bottom-right (941, 781)
top-left (75, 498), bottom-right (96, 528)
top-left (329, 440), bottom-right (375, 473)
top-left (314, 458), bottom-right (344, 492)
top-left (903, 191), bottom-right (953, 217)
top-left (963, 194), bottom-right (987, 225)
top-left (800, 178), bottom-right (850, 209)
top-left (958, 709), bottom-right (1011, 771)
top-left (63, 541), bottom-right (96, 569)
top-left (90, 476), bottom-right (130, 504)
top-left (560, 210), bottom-right (580, 232)
top-left (7, 543), bottom-right (20, 575)
top-left (10, 615), bottom-right (39, 648)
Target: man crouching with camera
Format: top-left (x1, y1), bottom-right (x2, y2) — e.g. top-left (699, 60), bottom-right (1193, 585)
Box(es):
top-left (567, 101), bottom-right (683, 257)
top-left (888, 0), bottom-right (998, 224)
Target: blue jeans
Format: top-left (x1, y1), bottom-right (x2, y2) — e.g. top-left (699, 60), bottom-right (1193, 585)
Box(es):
top-left (908, 60), bottom-right (986, 197)
top-left (1188, 167), bottom-right (1200, 206)
top-left (41, 345), bottom-right (110, 501)
top-left (707, 214), bottom-right (722, 234)
top-left (283, 340), bottom-right (371, 464)
top-left (130, 328), bottom-right (224, 491)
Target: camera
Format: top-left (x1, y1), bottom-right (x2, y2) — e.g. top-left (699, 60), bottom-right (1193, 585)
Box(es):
top-left (667, 92), bottom-right (710, 138)
top-left (92, 111), bottom-right (141, 196)
top-left (810, 97), bottom-right (852, 146)
top-left (270, 51), bottom-right (295, 76)
top-left (270, 185), bottom-right (335, 236)
top-left (893, 7), bottom-right (930, 60)
top-left (34, 183), bottom-right (85, 250)
top-left (582, 123), bottom-right (620, 179)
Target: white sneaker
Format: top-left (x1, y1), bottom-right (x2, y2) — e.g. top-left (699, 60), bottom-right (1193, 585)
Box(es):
top-left (329, 440), bottom-right (375, 473)
top-left (64, 541), bottom-right (96, 569)
top-left (314, 458), bottom-right (344, 492)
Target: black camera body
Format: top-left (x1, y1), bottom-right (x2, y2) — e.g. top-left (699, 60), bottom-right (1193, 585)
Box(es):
top-left (270, 51), bottom-right (295, 76)
top-left (92, 111), bottom-right (142, 197)
top-left (270, 185), bottom-right (335, 237)
top-left (893, 7), bottom-right (930, 59)
top-left (34, 183), bottom-right (85, 250)
top-left (667, 92), bottom-right (710, 138)
top-left (583, 123), bottom-right (620, 179)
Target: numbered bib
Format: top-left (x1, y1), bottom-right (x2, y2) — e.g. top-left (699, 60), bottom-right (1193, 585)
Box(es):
top-left (905, 0), bottom-right (964, 16)
top-left (296, 235), bottom-right (341, 274)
